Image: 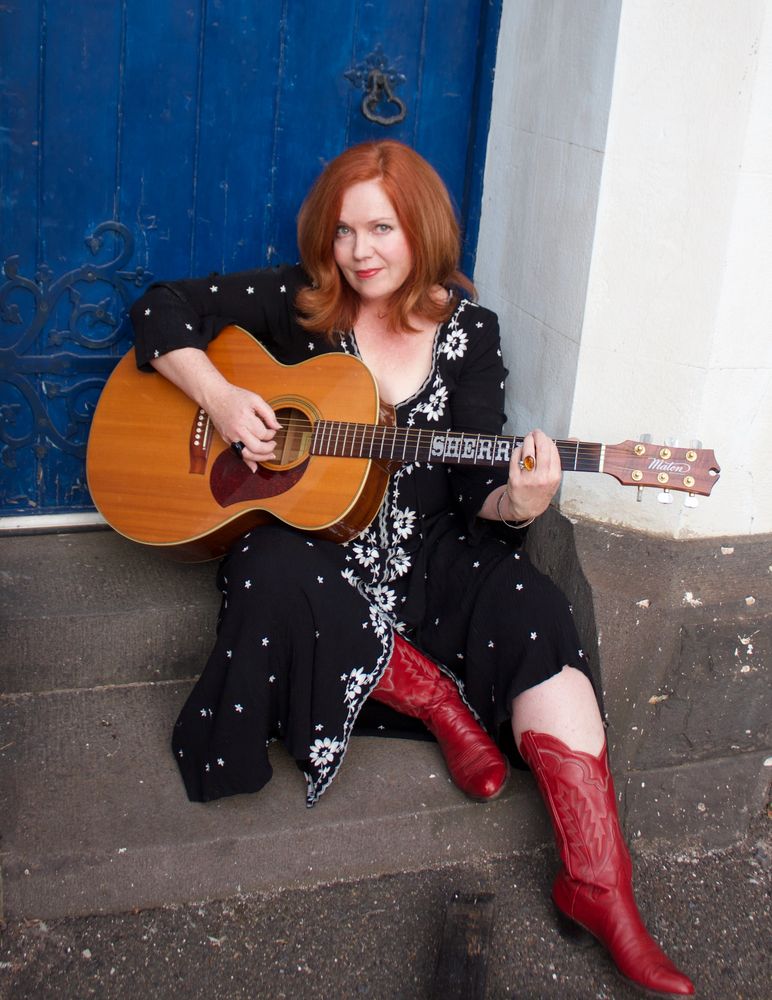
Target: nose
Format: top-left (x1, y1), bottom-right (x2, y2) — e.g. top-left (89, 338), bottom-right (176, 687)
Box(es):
top-left (352, 231), bottom-right (373, 261)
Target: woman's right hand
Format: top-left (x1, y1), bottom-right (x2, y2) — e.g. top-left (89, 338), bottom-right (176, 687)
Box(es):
top-left (204, 381), bottom-right (281, 473)
top-left (151, 347), bottom-right (281, 474)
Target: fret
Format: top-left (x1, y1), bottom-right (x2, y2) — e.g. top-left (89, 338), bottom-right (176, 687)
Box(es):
top-left (460, 434), bottom-right (477, 462)
top-left (475, 436), bottom-right (493, 464)
top-left (317, 421), bottom-right (327, 455)
top-left (556, 439), bottom-right (602, 473)
top-left (493, 436), bottom-right (511, 465)
top-left (340, 421), bottom-right (350, 457)
top-left (332, 421), bottom-right (341, 456)
top-left (429, 430), bottom-right (445, 461)
top-left (387, 426), bottom-right (397, 460)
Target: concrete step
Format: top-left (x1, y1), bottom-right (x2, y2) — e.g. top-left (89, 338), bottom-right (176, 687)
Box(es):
top-left (0, 679), bottom-right (549, 920)
top-left (2, 521), bottom-right (769, 923)
top-left (1, 531), bottom-right (219, 693)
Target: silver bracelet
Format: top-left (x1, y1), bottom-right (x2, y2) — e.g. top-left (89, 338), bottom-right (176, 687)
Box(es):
top-left (496, 491), bottom-right (535, 529)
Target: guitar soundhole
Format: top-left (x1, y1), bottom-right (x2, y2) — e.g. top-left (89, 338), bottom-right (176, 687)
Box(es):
top-left (263, 406), bottom-right (314, 470)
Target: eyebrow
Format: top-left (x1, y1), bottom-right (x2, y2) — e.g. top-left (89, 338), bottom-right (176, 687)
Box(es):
top-left (336, 216), bottom-right (396, 226)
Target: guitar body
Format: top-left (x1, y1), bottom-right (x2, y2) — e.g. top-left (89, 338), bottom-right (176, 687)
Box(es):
top-left (86, 326), bottom-right (395, 561)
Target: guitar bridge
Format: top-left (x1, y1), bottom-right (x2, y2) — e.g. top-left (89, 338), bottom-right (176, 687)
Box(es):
top-left (189, 407), bottom-right (213, 475)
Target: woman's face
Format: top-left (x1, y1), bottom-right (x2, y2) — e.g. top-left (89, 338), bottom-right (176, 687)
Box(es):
top-left (333, 179), bottom-right (413, 306)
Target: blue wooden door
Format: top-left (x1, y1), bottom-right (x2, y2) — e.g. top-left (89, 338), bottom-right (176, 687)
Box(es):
top-left (0, 0), bottom-right (501, 518)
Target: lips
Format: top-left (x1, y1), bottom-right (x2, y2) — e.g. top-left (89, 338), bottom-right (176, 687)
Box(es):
top-left (354, 268), bottom-right (382, 279)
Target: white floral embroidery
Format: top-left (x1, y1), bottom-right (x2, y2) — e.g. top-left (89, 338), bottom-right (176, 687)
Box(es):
top-left (368, 604), bottom-right (389, 639)
top-left (441, 325), bottom-right (468, 361)
top-left (422, 382), bottom-right (448, 422)
top-left (392, 506), bottom-right (417, 540)
top-left (388, 548), bottom-right (411, 577)
top-left (370, 583), bottom-right (397, 614)
top-left (352, 541), bottom-right (379, 568)
top-left (344, 667), bottom-right (370, 703)
top-left (309, 736), bottom-right (342, 766)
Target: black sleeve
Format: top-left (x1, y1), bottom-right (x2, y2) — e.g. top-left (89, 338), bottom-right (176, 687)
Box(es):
top-left (448, 305), bottom-right (511, 533)
top-left (128, 263), bottom-right (311, 370)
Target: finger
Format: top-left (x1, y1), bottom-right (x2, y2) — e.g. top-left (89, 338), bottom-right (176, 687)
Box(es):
top-left (531, 429), bottom-right (554, 470)
top-left (519, 432), bottom-right (536, 471)
top-left (244, 438), bottom-right (278, 462)
top-left (252, 397), bottom-right (281, 430)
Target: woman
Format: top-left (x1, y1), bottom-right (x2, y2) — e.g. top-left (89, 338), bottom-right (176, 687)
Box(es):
top-left (129, 140), bottom-right (694, 997)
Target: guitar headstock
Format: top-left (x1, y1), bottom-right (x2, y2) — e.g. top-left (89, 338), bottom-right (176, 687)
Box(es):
top-left (604, 440), bottom-right (720, 496)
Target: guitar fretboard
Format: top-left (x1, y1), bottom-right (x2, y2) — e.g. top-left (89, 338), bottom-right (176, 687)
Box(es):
top-left (310, 421), bottom-right (604, 473)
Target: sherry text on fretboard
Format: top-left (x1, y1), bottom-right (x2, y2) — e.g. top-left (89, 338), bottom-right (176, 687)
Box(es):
top-left (310, 421), bottom-right (605, 474)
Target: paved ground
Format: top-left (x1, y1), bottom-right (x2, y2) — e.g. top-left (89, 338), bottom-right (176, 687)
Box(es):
top-left (1, 821), bottom-right (769, 1000)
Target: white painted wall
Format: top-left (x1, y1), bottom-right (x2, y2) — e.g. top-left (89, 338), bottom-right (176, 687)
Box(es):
top-left (476, 0), bottom-right (772, 538)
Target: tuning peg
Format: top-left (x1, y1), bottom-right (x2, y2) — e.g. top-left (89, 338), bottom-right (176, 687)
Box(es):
top-left (657, 489), bottom-right (673, 505)
top-left (636, 486), bottom-right (645, 502)
top-left (665, 436), bottom-right (679, 448)
top-left (639, 433), bottom-right (652, 443)
top-left (683, 493), bottom-right (699, 508)
top-left (689, 438), bottom-right (702, 450)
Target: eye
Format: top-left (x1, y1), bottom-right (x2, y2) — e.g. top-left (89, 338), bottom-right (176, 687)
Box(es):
top-left (335, 224), bottom-right (350, 238)
top-left (375, 223), bottom-right (392, 233)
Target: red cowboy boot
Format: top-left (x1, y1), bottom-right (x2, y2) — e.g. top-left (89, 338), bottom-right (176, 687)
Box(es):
top-left (519, 730), bottom-right (695, 997)
top-left (370, 634), bottom-right (509, 801)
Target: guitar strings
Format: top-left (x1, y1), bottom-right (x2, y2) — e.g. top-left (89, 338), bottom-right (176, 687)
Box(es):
top-left (267, 419), bottom-right (683, 457)
top-left (233, 415), bottom-right (708, 477)
top-left (264, 416), bottom-right (608, 453)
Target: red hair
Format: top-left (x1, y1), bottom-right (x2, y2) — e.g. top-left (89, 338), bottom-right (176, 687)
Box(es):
top-left (296, 141), bottom-right (475, 339)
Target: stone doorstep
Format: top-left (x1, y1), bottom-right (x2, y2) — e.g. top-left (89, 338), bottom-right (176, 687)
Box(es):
top-left (1, 521), bottom-right (770, 921)
top-left (1, 530), bottom-right (220, 693)
top-left (0, 680), bottom-right (551, 922)
top-left (2, 679), bottom-right (768, 922)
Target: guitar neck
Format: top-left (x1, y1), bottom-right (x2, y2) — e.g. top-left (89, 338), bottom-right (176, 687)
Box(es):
top-left (310, 421), bottom-right (604, 474)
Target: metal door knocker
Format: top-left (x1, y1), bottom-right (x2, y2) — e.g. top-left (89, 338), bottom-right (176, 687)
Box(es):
top-left (362, 68), bottom-right (406, 126)
top-left (345, 46), bottom-right (407, 127)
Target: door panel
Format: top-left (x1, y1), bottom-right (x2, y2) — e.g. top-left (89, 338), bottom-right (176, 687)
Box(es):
top-left (0, 0), bottom-right (501, 517)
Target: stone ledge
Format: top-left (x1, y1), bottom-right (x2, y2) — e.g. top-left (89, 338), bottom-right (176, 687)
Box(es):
top-left (527, 508), bottom-right (771, 844)
top-left (0, 681), bottom-right (550, 921)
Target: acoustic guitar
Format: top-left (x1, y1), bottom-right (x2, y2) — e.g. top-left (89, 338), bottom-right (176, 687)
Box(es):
top-left (86, 325), bottom-right (721, 562)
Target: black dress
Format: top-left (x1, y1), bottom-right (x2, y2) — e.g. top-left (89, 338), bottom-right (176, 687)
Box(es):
top-left (129, 265), bottom-right (591, 806)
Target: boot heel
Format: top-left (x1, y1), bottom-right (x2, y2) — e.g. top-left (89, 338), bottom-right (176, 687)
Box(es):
top-left (554, 906), bottom-right (595, 949)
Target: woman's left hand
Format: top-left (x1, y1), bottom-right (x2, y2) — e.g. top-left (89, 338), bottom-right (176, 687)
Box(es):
top-left (500, 429), bottom-right (562, 522)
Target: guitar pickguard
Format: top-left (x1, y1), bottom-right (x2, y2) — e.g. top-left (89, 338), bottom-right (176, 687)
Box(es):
top-left (210, 449), bottom-right (310, 507)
